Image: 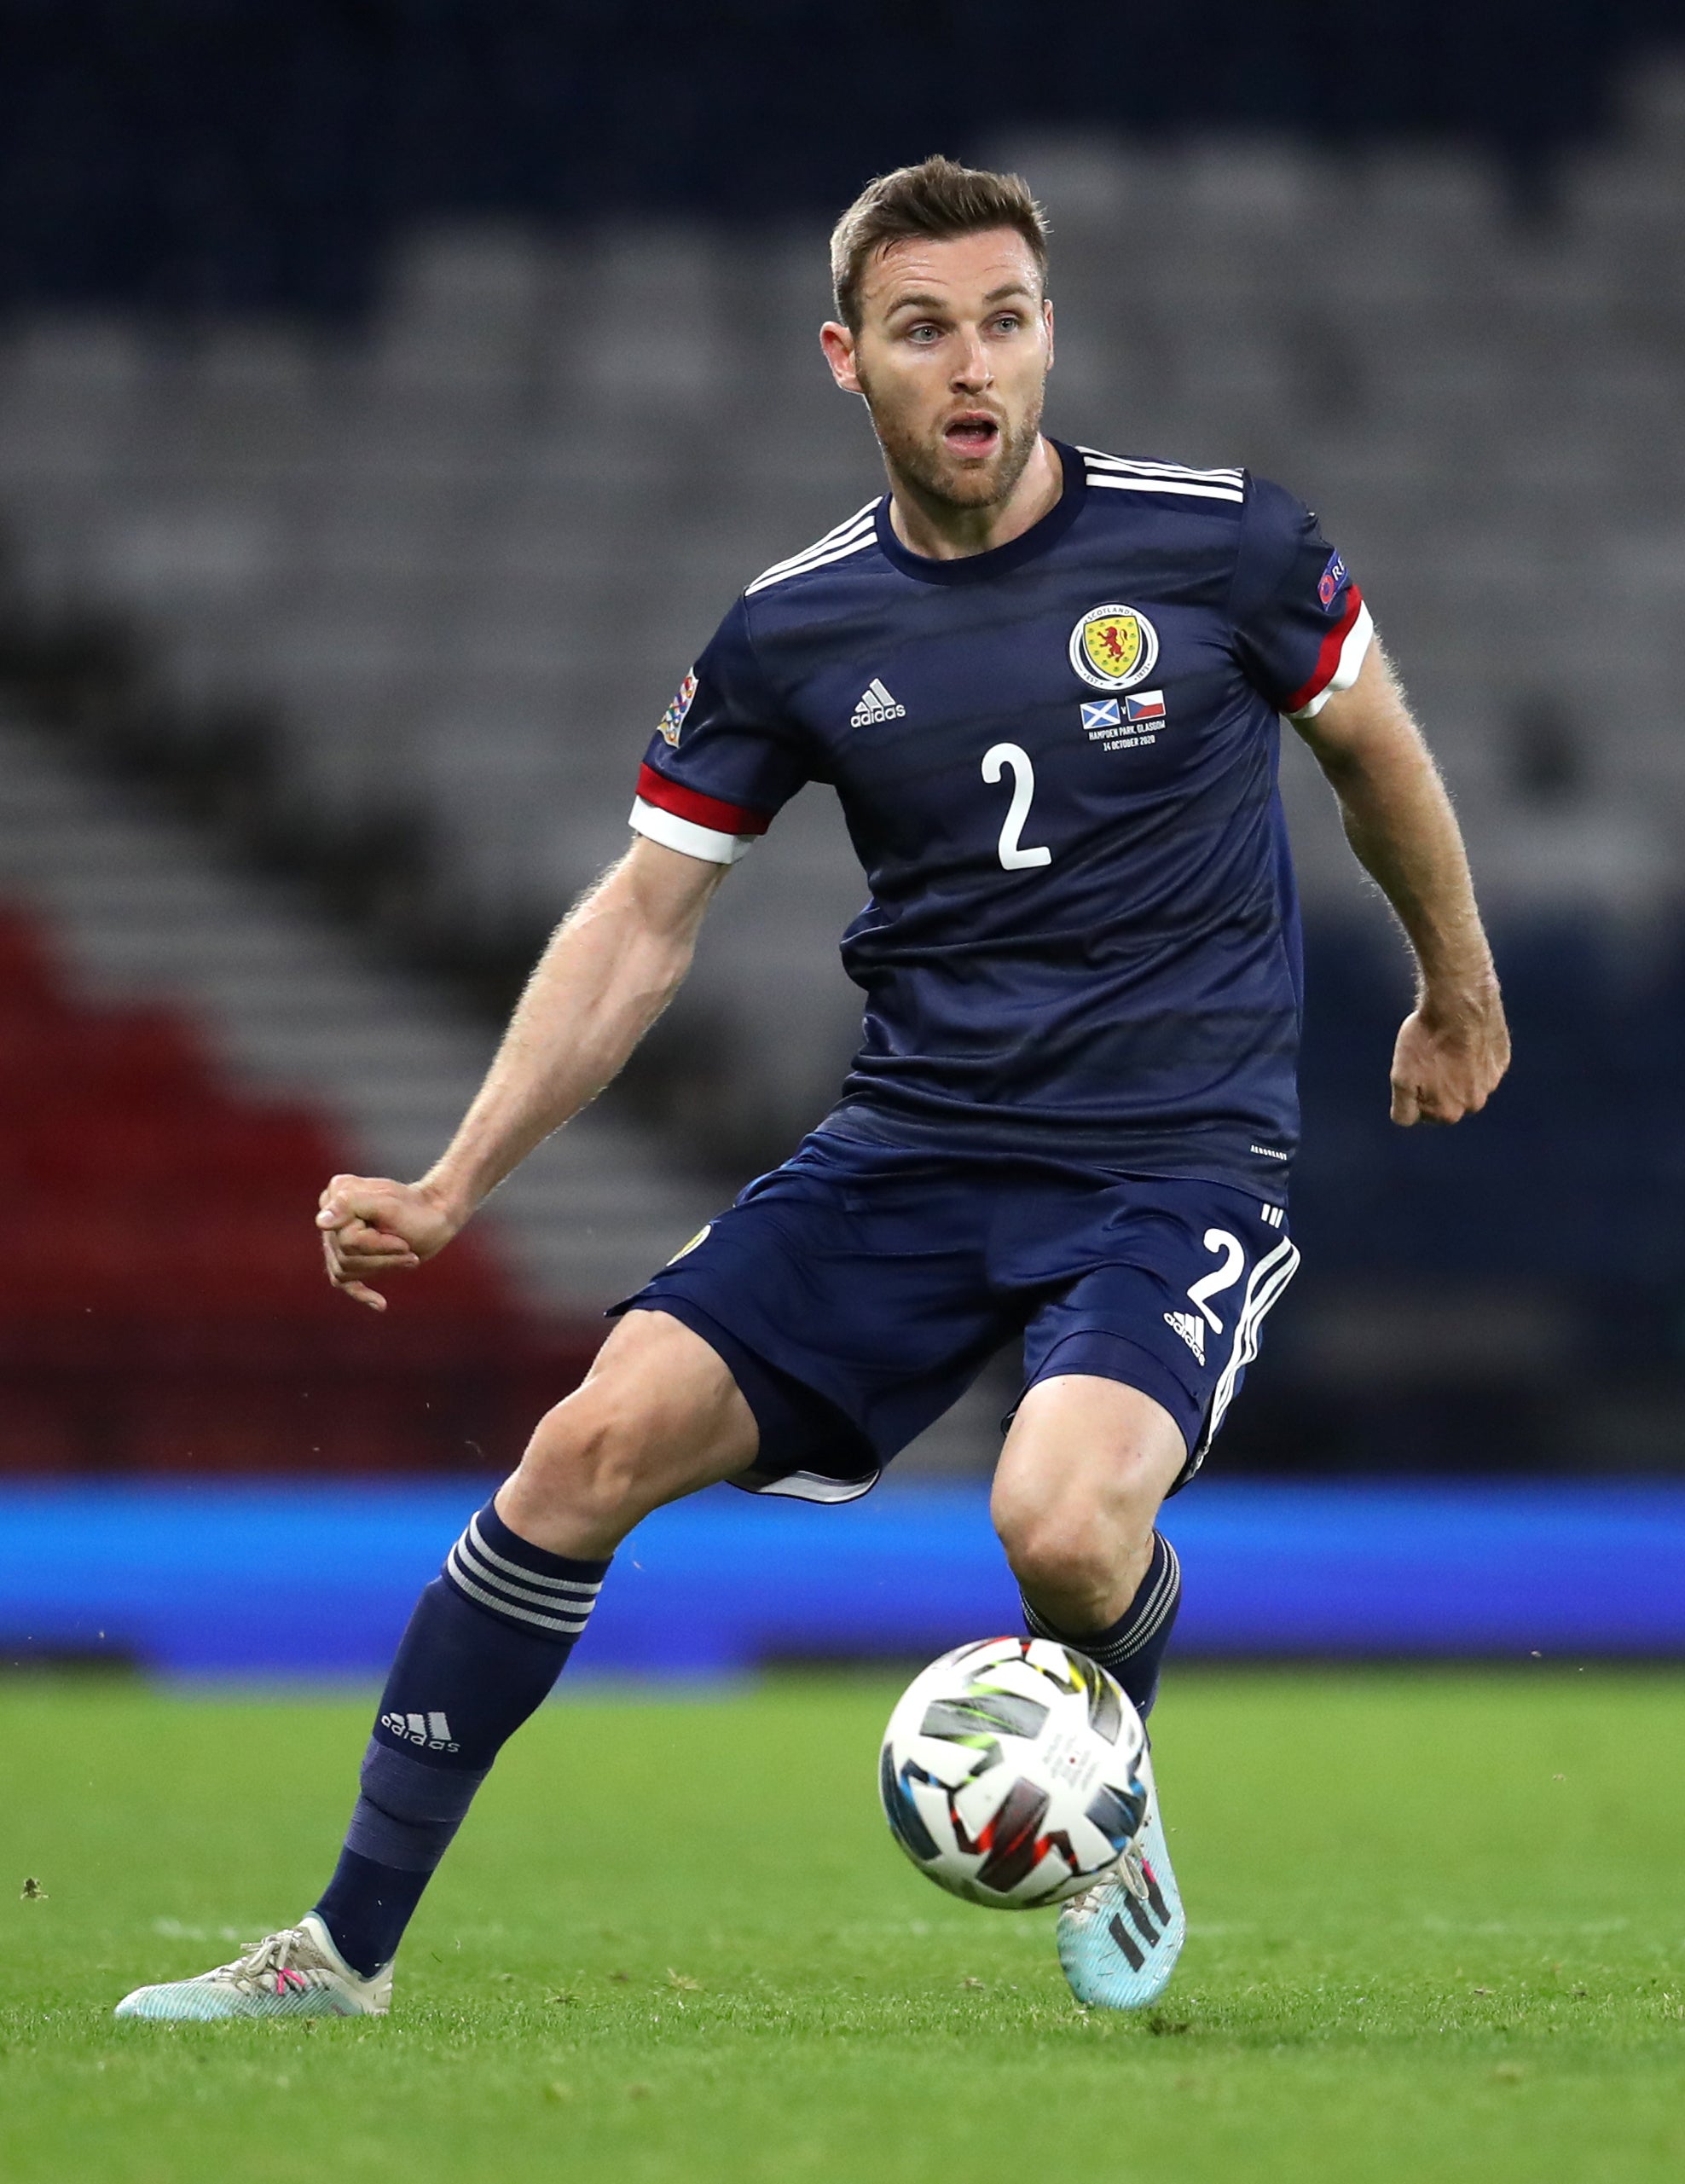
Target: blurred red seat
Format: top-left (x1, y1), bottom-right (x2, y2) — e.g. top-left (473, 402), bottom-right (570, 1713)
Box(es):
top-left (0, 900), bottom-right (589, 1476)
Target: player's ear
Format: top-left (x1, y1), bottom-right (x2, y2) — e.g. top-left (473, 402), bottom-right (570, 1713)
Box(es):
top-left (820, 320), bottom-right (864, 396)
top-left (1043, 294), bottom-right (1055, 374)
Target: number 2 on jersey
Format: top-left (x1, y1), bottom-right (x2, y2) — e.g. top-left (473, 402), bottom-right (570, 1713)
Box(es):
top-left (981, 743), bottom-right (1051, 871)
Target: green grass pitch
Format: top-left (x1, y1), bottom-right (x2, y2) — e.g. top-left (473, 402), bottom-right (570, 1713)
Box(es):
top-left (3, 1668), bottom-right (1682, 2184)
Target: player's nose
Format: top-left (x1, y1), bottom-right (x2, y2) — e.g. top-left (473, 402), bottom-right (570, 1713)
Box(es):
top-left (951, 331), bottom-right (993, 388)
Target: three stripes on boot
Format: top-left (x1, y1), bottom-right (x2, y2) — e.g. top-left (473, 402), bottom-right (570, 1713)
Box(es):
top-left (1106, 1862), bottom-right (1174, 1971)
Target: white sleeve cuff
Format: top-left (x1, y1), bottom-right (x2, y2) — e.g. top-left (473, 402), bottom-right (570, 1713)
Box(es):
top-left (629, 797), bottom-right (757, 866)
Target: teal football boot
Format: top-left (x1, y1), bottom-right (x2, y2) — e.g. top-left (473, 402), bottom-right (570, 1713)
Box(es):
top-left (115, 1915), bottom-right (391, 2021)
top-left (1056, 1746), bottom-right (1185, 2009)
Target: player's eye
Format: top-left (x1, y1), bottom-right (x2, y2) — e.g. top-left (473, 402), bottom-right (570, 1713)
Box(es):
top-left (904, 322), bottom-right (943, 344)
top-left (989, 314), bottom-right (1023, 334)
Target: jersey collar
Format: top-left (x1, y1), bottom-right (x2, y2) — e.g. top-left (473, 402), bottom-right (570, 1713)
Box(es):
top-left (872, 438), bottom-right (1087, 585)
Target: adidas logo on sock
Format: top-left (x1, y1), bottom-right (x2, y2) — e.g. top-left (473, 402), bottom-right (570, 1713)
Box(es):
top-left (850, 678), bottom-right (906, 727)
top-left (380, 1710), bottom-right (460, 1753)
top-left (1163, 1310), bottom-right (1205, 1364)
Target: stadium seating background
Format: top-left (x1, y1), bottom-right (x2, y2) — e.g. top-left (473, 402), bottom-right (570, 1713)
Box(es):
top-left (2, 0), bottom-right (1682, 316)
top-left (2, 11), bottom-right (1685, 1492)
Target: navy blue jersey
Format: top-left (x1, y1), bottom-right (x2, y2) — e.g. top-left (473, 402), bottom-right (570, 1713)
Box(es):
top-left (629, 443), bottom-right (1372, 1192)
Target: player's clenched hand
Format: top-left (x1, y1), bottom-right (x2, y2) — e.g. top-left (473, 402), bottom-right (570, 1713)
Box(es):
top-left (316, 1175), bottom-right (461, 1312)
top-left (1389, 985), bottom-right (1510, 1127)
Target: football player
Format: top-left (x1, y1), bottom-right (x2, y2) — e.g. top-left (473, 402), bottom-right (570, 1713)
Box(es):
top-left (118, 157), bottom-right (1507, 2021)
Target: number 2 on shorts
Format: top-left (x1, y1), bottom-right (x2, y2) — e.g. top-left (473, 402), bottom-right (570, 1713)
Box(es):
top-left (1187, 1229), bottom-right (1245, 1333)
top-left (981, 743), bottom-right (1051, 871)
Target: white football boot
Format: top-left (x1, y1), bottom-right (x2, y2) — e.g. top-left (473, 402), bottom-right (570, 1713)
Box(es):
top-left (1057, 1745), bottom-right (1185, 2009)
top-left (114, 1914), bottom-right (391, 2022)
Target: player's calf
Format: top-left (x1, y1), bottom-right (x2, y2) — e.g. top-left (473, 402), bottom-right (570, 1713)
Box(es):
top-left (113, 1313), bottom-right (761, 2020)
top-left (311, 1498), bottom-right (611, 1979)
top-left (310, 1318), bottom-right (754, 1980)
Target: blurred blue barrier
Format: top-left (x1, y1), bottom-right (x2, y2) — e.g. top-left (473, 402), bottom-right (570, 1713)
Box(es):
top-left (2, 1481), bottom-right (1682, 1679)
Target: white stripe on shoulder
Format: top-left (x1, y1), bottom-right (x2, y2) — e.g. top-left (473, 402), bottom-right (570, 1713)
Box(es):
top-left (1079, 446), bottom-right (1244, 484)
top-left (750, 500), bottom-right (878, 583)
top-left (1086, 475), bottom-right (1246, 504)
top-left (745, 526), bottom-right (878, 595)
top-left (744, 500), bottom-right (881, 595)
top-left (1082, 456), bottom-right (1246, 484)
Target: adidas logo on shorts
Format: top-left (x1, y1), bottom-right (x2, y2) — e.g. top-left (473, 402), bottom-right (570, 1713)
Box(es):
top-left (1163, 1310), bottom-right (1206, 1364)
top-left (850, 678), bottom-right (906, 727)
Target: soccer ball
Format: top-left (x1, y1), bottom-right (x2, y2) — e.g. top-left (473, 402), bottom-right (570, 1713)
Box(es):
top-left (877, 1636), bottom-right (1148, 1909)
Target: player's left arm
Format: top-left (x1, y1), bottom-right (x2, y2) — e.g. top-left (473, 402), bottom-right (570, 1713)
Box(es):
top-left (1293, 640), bottom-right (1510, 1127)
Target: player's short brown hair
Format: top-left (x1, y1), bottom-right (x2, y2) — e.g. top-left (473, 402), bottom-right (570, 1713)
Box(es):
top-left (829, 155), bottom-right (1050, 330)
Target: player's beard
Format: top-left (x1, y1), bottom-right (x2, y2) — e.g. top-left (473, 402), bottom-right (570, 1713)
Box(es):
top-left (860, 374), bottom-right (1045, 514)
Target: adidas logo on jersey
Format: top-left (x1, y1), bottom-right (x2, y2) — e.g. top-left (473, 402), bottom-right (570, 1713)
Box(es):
top-left (1163, 1310), bottom-right (1206, 1364)
top-left (380, 1710), bottom-right (460, 1753)
top-left (850, 678), bottom-right (906, 727)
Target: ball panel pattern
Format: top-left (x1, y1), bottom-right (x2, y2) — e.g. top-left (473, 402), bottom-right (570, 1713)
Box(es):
top-left (878, 1637), bottom-right (1148, 1909)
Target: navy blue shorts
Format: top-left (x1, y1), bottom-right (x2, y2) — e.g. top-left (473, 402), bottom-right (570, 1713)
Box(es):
top-left (612, 1132), bottom-right (1298, 1503)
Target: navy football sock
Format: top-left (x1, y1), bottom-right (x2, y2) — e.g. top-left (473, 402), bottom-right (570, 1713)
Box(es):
top-left (1022, 1529), bottom-right (1182, 1720)
top-left (313, 1503), bottom-right (608, 1976)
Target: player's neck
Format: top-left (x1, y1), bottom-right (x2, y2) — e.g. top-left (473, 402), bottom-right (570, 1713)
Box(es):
top-left (884, 436), bottom-right (1064, 562)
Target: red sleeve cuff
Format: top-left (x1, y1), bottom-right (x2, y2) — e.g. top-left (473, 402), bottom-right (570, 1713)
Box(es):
top-left (635, 762), bottom-right (773, 838)
top-left (1283, 585), bottom-right (1365, 715)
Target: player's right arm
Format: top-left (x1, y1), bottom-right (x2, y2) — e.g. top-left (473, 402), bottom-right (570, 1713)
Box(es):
top-left (316, 837), bottom-right (727, 1309)
top-left (319, 597), bottom-right (811, 1309)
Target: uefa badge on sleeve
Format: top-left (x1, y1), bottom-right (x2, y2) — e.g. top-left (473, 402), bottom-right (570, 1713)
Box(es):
top-left (1069, 604), bottom-right (1160, 692)
top-left (657, 669), bottom-right (698, 747)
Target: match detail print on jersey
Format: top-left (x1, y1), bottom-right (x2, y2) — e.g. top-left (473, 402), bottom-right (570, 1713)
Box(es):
top-left (1080, 690), bottom-right (1168, 754)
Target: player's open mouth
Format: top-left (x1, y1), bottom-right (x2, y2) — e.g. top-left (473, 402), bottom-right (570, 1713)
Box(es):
top-left (944, 413), bottom-right (999, 456)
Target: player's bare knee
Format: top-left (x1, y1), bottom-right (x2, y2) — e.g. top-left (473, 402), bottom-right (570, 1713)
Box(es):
top-left (993, 1503), bottom-right (1120, 1624)
top-left (512, 1385), bottom-right (657, 1533)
